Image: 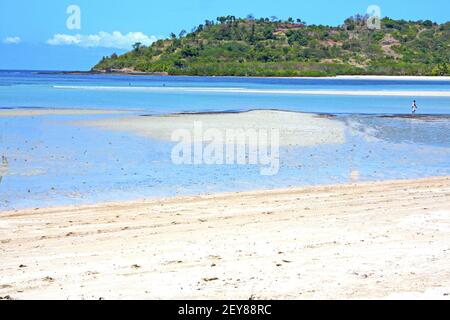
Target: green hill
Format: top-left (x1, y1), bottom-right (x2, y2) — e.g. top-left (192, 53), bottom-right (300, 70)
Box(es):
top-left (93, 15), bottom-right (450, 77)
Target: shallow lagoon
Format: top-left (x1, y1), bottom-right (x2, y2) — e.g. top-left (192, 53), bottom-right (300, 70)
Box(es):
top-left (0, 71), bottom-right (449, 209)
top-left (1, 112), bottom-right (449, 210)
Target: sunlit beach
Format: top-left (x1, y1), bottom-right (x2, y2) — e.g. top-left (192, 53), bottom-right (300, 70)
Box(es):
top-left (0, 0), bottom-right (449, 305)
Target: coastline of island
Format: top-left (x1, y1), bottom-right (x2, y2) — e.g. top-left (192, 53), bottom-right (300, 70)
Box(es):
top-left (41, 70), bottom-right (450, 81)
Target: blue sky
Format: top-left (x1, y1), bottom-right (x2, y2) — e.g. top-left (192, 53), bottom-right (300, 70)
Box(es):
top-left (1, 0), bottom-right (449, 70)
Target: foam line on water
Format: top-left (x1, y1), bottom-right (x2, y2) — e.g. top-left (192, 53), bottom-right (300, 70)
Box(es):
top-left (53, 85), bottom-right (450, 97)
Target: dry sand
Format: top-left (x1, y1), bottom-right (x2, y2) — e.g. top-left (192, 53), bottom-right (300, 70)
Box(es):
top-left (1, 177), bottom-right (449, 300)
top-left (0, 108), bottom-right (131, 117)
top-left (77, 110), bottom-right (346, 147)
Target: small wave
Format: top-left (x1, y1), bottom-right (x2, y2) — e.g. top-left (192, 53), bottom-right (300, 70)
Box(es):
top-left (53, 85), bottom-right (246, 92)
top-left (52, 85), bottom-right (450, 97)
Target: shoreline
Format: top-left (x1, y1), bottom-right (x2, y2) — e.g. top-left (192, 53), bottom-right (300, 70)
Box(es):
top-left (2, 106), bottom-right (450, 118)
top-left (1, 175), bottom-right (448, 214)
top-left (332, 75), bottom-right (450, 81)
top-left (0, 107), bottom-right (134, 117)
top-left (1, 176), bottom-right (449, 299)
top-left (28, 70), bottom-right (450, 81)
top-left (2, 107), bottom-right (450, 118)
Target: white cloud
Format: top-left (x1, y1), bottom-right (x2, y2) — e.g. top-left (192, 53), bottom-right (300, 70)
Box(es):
top-left (3, 36), bottom-right (21, 44)
top-left (46, 31), bottom-right (157, 49)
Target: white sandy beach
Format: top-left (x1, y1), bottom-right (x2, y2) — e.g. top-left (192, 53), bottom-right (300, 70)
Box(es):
top-left (0, 177), bottom-right (449, 300)
top-left (333, 75), bottom-right (450, 81)
top-left (1, 108), bottom-right (450, 300)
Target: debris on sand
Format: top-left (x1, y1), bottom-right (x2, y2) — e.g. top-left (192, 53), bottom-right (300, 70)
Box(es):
top-left (202, 277), bottom-right (219, 282)
top-left (42, 276), bottom-right (55, 282)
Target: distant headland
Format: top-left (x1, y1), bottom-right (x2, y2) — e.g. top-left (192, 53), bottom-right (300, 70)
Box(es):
top-left (92, 15), bottom-right (449, 77)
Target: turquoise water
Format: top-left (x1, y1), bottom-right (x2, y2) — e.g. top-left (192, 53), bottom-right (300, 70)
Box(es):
top-left (1, 70), bottom-right (449, 210)
top-left (1, 70), bottom-right (450, 114)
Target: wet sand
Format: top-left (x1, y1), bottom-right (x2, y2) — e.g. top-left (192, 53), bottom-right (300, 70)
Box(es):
top-left (1, 177), bottom-right (449, 300)
top-left (0, 108), bottom-right (131, 117)
top-left (76, 110), bottom-right (346, 147)
top-left (379, 114), bottom-right (450, 121)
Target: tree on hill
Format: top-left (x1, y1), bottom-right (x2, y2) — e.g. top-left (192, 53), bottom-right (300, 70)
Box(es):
top-left (179, 30), bottom-right (187, 38)
top-left (132, 42), bottom-right (142, 52)
top-left (93, 16), bottom-right (450, 77)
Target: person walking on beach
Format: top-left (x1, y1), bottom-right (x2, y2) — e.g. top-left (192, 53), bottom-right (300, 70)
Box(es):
top-left (412, 100), bottom-right (418, 114)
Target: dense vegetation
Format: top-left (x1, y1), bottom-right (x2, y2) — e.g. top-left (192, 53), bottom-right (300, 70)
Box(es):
top-left (93, 15), bottom-right (450, 76)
